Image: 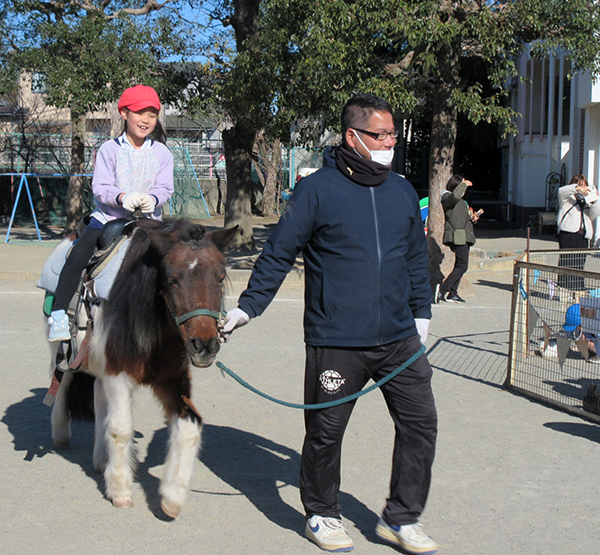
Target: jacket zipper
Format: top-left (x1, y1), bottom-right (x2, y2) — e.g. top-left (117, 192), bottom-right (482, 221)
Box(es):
top-left (370, 188), bottom-right (383, 344)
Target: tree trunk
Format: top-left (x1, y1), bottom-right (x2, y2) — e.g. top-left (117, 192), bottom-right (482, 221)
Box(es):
top-left (427, 41), bottom-right (460, 289)
top-left (223, 122), bottom-right (257, 251)
top-left (259, 138), bottom-right (280, 217)
top-left (64, 110), bottom-right (86, 232)
top-left (223, 0), bottom-right (261, 249)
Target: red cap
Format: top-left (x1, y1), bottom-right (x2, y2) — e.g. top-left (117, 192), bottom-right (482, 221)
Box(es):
top-left (118, 85), bottom-right (161, 112)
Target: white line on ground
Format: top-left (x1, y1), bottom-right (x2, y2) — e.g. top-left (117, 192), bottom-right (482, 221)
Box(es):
top-left (224, 295), bottom-right (303, 303)
top-left (0, 291), bottom-right (44, 295)
top-left (433, 305), bottom-right (510, 310)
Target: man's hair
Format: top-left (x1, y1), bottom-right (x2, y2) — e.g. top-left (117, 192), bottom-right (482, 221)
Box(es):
top-left (446, 174), bottom-right (465, 192)
top-left (341, 94), bottom-right (394, 139)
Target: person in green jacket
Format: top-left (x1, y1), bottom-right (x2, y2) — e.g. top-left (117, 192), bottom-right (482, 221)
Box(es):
top-left (436, 174), bottom-right (482, 303)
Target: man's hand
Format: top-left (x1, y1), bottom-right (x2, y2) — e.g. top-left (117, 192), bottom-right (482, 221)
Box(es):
top-left (139, 194), bottom-right (157, 214)
top-left (122, 192), bottom-right (143, 212)
top-left (219, 307), bottom-right (251, 341)
top-left (415, 318), bottom-right (430, 344)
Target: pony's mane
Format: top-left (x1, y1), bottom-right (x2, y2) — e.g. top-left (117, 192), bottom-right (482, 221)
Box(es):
top-left (102, 218), bottom-right (208, 365)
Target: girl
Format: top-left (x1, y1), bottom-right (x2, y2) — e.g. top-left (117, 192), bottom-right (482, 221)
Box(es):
top-left (48, 84), bottom-right (174, 341)
top-left (436, 174), bottom-right (482, 304)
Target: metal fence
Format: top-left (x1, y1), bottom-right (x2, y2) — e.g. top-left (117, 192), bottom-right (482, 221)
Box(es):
top-left (0, 133), bottom-right (225, 178)
top-left (507, 249), bottom-right (600, 423)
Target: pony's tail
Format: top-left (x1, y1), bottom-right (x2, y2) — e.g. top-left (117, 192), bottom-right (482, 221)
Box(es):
top-left (66, 372), bottom-right (95, 421)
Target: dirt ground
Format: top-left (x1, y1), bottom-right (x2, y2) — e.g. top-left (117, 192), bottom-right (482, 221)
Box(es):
top-left (1, 222), bottom-right (599, 555)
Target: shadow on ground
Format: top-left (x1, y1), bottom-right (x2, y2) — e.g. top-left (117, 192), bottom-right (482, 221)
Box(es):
top-left (543, 421), bottom-right (600, 444)
top-left (427, 330), bottom-right (509, 387)
top-left (472, 278), bottom-right (514, 293)
top-left (1, 387), bottom-right (104, 494)
top-left (192, 423), bottom-right (379, 539)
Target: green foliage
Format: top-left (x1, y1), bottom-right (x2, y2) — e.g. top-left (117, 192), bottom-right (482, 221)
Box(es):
top-left (0, 1), bottom-right (196, 112)
top-left (205, 0), bottom-right (600, 146)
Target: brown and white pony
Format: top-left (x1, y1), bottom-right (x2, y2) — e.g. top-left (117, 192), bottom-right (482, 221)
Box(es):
top-left (50, 218), bottom-right (237, 517)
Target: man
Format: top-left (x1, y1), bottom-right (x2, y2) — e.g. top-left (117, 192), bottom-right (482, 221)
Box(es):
top-left (222, 94), bottom-right (438, 554)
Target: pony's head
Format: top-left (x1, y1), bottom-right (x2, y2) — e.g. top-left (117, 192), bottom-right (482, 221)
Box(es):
top-left (146, 220), bottom-right (238, 367)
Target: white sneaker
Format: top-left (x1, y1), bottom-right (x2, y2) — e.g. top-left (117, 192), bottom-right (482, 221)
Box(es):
top-left (375, 518), bottom-right (438, 554)
top-left (48, 310), bottom-right (71, 342)
top-left (305, 515), bottom-right (354, 552)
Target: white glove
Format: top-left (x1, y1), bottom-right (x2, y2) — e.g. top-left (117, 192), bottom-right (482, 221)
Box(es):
top-left (220, 307), bottom-right (251, 339)
top-left (139, 193), bottom-right (157, 214)
top-left (121, 192), bottom-right (143, 212)
top-left (415, 318), bottom-right (430, 344)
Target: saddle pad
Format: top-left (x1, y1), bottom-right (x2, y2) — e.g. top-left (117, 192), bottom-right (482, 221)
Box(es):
top-left (88, 238), bottom-right (131, 300)
top-left (37, 237), bottom-right (131, 301)
top-left (36, 237), bottom-right (74, 294)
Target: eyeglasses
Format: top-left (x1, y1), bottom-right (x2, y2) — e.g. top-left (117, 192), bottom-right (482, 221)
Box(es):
top-left (353, 128), bottom-right (399, 141)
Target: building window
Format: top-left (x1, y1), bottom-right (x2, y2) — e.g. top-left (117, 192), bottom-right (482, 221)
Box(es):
top-left (87, 118), bottom-right (111, 135)
top-left (31, 72), bottom-right (47, 94)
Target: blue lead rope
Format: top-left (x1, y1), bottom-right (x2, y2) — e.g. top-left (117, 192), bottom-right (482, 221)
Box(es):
top-left (215, 343), bottom-right (427, 410)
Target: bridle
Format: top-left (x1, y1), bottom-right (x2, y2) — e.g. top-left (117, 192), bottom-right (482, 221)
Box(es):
top-left (171, 306), bottom-right (225, 326)
top-left (165, 286), bottom-right (227, 328)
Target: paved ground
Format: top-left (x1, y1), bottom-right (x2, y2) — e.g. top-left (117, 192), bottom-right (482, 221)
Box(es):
top-left (1, 219), bottom-right (599, 555)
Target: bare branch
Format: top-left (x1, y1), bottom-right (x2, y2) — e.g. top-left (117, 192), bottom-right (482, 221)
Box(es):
top-left (26, 0), bottom-right (179, 19)
top-left (105, 0), bottom-right (178, 19)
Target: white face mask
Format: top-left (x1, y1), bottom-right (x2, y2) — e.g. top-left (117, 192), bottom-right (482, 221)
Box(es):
top-left (353, 132), bottom-right (395, 167)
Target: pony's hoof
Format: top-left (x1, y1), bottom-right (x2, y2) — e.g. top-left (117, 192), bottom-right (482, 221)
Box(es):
top-left (112, 496), bottom-right (133, 509)
top-left (53, 440), bottom-right (70, 450)
top-left (161, 499), bottom-right (181, 519)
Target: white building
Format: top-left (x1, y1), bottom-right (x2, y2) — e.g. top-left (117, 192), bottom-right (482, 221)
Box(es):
top-left (503, 45), bottom-right (600, 226)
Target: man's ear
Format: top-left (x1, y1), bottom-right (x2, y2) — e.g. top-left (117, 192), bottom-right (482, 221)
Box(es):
top-left (344, 129), bottom-right (357, 150)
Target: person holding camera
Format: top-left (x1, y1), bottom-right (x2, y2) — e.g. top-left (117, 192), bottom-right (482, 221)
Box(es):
top-left (557, 174), bottom-right (600, 289)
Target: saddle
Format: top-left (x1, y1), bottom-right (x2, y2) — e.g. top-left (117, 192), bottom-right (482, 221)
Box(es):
top-left (85, 218), bottom-right (139, 297)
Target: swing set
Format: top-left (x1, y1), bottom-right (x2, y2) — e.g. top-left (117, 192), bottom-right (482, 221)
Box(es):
top-left (2, 173), bottom-right (92, 243)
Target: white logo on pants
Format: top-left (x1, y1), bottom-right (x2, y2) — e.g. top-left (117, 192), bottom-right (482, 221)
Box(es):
top-left (320, 370), bottom-right (346, 393)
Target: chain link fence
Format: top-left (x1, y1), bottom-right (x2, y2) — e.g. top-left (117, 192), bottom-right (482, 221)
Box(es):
top-left (0, 134), bottom-right (211, 225)
top-left (507, 249), bottom-right (600, 423)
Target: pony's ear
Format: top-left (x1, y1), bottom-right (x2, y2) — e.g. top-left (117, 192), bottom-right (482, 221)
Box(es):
top-left (208, 225), bottom-right (239, 252)
top-left (144, 228), bottom-right (172, 255)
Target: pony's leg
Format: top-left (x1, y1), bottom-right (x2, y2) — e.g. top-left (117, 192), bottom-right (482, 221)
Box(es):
top-left (87, 305), bottom-right (108, 471)
top-left (51, 371), bottom-right (74, 447)
top-left (92, 377), bottom-right (109, 472)
top-left (159, 412), bottom-right (202, 518)
top-left (153, 379), bottom-right (202, 518)
top-left (102, 372), bottom-right (137, 509)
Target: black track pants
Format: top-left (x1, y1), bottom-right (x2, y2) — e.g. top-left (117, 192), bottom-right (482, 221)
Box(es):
top-left (300, 334), bottom-right (437, 526)
top-left (558, 231), bottom-right (588, 290)
top-left (440, 243), bottom-right (470, 298)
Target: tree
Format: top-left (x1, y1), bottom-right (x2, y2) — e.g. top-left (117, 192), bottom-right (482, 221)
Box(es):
top-left (253, 131), bottom-right (282, 217)
top-left (199, 0), bottom-right (321, 249)
top-left (1, 0), bottom-right (195, 231)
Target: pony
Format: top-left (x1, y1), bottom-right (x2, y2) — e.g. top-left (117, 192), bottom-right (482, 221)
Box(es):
top-left (49, 218), bottom-right (237, 518)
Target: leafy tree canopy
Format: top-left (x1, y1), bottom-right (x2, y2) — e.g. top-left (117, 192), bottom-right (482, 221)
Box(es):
top-left (211, 0), bottom-right (600, 144)
top-left (0, 0), bottom-right (200, 112)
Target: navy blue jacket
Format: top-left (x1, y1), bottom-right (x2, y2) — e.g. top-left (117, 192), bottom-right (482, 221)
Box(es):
top-left (238, 148), bottom-right (432, 347)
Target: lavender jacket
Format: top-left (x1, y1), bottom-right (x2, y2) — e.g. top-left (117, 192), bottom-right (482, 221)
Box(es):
top-left (90, 135), bottom-right (174, 224)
